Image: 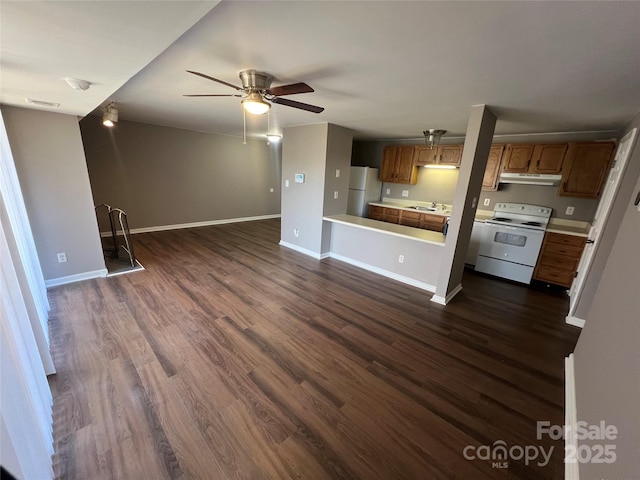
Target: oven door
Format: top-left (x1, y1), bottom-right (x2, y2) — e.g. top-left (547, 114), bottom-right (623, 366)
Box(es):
top-left (477, 223), bottom-right (544, 267)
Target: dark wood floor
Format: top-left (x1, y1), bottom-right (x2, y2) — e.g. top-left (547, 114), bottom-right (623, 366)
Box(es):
top-left (48, 218), bottom-right (580, 479)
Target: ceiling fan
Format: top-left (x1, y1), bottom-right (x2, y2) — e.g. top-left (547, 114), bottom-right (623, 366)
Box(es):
top-left (184, 69), bottom-right (324, 115)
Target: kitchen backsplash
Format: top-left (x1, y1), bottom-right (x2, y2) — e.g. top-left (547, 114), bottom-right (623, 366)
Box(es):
top-left (380, 167), bottom-right (597, 222)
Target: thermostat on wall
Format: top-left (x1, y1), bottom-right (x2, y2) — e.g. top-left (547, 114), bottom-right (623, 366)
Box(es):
top-left (294, 173), bottom-right (305, 183)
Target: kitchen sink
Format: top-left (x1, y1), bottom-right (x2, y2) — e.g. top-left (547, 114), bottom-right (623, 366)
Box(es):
top-left (410, 206), bottom-right (437, 211)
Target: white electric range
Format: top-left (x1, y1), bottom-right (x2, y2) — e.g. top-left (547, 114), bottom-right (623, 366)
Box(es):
top-left (475, 203), bottom-right (552, 284)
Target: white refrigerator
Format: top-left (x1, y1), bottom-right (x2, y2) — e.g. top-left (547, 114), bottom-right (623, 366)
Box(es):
top-left (347, 166), bottom-right (382, 217)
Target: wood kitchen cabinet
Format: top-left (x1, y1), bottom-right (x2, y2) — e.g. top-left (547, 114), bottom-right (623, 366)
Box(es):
top-left (414, 145), bottom-right (463, 167)
top-left (531, 144), bottom-right (567, 174)
top-left (481, 145), bottom-right (505, 191)
top-left (380, 146), bottom-right (419, 184)
top-left (501, 143), bottom-right (568, 174)
top-left (368, 205), bottom-right (400, 224)
top-left (501, 144), bottom-right (536, 173)
top-left (558, 142), bottom-right (616, 198)
top-left (533, 232), bottom-right (587, 288)
top-left (371, 205), bottom-right (446, 233)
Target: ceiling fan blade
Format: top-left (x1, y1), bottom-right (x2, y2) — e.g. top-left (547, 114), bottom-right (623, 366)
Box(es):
top-left (272, 97), bottom-right (324, 113)
top-left (183, 94), bottom-right (243, 97)
top-left (267, 82), bottom-right (314, 96)
top-left (186, 70), bottom-right (243, 92)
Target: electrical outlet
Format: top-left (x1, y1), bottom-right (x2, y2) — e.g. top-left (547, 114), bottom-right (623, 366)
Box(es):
top-left (401, 190), bottom-right (409, 197)
top-left (484, 198), bottom-right (491, 206)
top-left (57, 252), bottom-right (67, 263)
top-left (336, 169), bottom-right (340, 178)
top-left (293, 228), bottom-right (299, 237)
top-left (269, 188), bottom-right (274, 193)
top-left (386, 188), bottom-right (391, 195)
top-left (566, 206), bottom-right (575, 215)
top-left (334, 191), bottom-right (339, 199)
top-left (398, 254), bottom-right (404, 263)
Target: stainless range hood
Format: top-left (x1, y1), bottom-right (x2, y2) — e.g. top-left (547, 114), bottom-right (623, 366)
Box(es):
top-left (499, 173), bottom-right (562, 186)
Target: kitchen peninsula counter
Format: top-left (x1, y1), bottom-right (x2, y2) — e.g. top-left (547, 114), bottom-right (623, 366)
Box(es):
top-left (323, 214), bottom-right (446, 245)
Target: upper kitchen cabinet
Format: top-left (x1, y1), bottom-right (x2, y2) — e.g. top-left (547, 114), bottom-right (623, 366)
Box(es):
top-left (501, 144), bottom-right (536, 173)
top-left (531, 144), bottom-right (568, 174)
top-left (482, 145), bottom-right (505, 191)
top-left (414, 145), bottom-right (463, 167)
top-left (380, 146), bottom-right (419, 184)
top-left (558, 141), bottom-right (616, 198)
top-left (502, 143), bottom-right (568, 174)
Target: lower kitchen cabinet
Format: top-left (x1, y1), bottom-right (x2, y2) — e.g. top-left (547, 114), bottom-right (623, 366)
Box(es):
top-left (370, 206), bottom-right (446, 233)
top-left (533, 232), bottom-right (587, 287)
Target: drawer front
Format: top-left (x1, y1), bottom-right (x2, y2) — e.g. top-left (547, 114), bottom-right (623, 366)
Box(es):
top-left (534, 264), bottom-right (575, 287)
top-left (545, 232), bottom-right (587, 248)
top-left (538, 253), bottom-right (580, 271)
top-left (401, 210), bottom-right (421, 220)
top-left (543, 242), bottom-right (583, 258)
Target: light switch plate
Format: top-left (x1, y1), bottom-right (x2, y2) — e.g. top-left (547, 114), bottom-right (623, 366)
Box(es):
top-left (336, 169), bottom-right (340, 178)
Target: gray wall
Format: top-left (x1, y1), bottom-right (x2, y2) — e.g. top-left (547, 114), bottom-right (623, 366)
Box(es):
top-left (280, 123), bottom-right (353, 257)
top-left (2, 106), bottom-right (105, 282)
top-left (280, 124), bottom-right (329, 255)
top-left (328, 223), bottom-right (444, 289)
top-left (322, 124), bottom-right (354, 252)
top-left (352, 131), bottom-right (617, 222)
top-left (80, 115), bottom-right (281, 230)
top-left (573, 118), bottom-right (640, 477)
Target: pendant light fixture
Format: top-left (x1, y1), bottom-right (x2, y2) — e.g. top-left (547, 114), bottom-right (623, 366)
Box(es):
top-left (423, 129), bottom-right (446, 149)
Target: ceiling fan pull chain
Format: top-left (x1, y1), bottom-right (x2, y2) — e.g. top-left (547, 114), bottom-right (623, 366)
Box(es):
top-left (243, 108), bottom-right (247, 145)
top-left (267, 110), bottom-right (270, 145)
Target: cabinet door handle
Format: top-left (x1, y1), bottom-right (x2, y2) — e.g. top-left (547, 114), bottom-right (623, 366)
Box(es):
top-left (586, 239), bottom-right (595, 244)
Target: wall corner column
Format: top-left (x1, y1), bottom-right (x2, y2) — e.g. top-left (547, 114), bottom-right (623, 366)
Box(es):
top-left (432, 104), bottom-right (497, 305)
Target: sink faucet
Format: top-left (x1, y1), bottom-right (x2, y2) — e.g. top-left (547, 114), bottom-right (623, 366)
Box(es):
top-left (431, 201), bottom-right (437, 208)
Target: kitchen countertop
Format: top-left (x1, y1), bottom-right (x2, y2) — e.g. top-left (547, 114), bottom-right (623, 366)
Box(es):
top-left (367, 201), bottom-right (590, 237)
top-left (545, 219), bottom-right (591, 237)
top-left (323, 214), bottom-right (446, 246)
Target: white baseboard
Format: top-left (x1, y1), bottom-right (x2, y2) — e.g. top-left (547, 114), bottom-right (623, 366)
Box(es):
top-left (566, 315), bottom-right (586, 328)
top-left (45, 268), bottom-right (108, 288)
top-left (101, 214), bottom-right (281, 236)
top-left (328, 252), bottom-right (436, 292)
top-left (430, 283), bottom-right (463, 305)
top-left (279, 241), bottom-right (326, 260)
top-left (565, 353), bottom-right (579, 480)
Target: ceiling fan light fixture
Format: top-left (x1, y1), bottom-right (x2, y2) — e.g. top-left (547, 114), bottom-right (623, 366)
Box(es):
top-left (266, 134), bottom-right (281, 142)
top-left (102, 102), bottom-right (118, 127)
top-left (423, 129), bottom-right (447, 149)
top-left (242, 92), bottom-right (271, 115)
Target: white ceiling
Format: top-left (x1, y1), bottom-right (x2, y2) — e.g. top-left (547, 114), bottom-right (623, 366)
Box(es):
top-left (2, 1), bottom-right (640, 141)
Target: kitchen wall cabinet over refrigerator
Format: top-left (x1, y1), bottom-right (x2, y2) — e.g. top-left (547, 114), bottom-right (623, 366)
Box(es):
top-left (380, 146), bottom-right (419, 184)
top-left (347, 167), bottom-right (382, 217)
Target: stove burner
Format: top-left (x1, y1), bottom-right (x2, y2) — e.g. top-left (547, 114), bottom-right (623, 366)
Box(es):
top-left (491, 217), bottom-right (512, 222)
top-left (521, 221), bottom-right (542, 227)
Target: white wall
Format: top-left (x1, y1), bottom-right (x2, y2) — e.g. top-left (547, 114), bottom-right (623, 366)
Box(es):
top-left (2, 106), bottom-right (106, 285)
